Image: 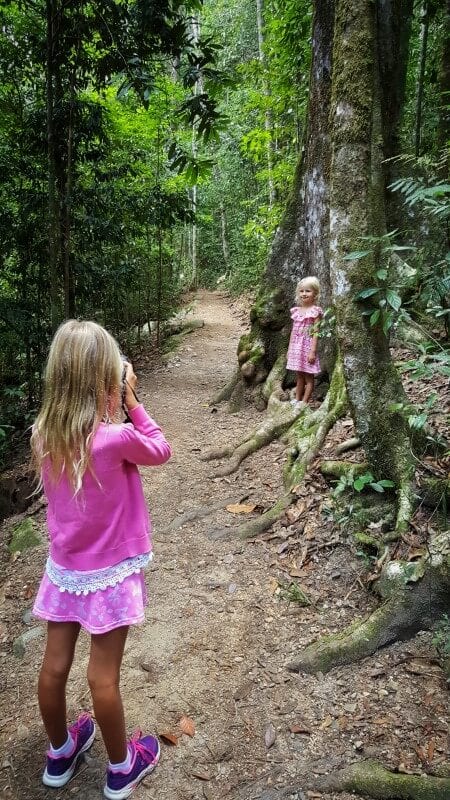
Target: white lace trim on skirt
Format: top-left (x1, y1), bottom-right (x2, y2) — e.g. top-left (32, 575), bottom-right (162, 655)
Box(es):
top-left (45, 553), bottom-right (152, 595)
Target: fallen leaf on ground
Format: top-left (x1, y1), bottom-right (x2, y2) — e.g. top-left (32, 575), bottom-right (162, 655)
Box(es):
top-left (289, 723), bottom-right (311, 734)
top-left (159, 732), bottom-right (179, 745)
top-left (191, 770), bottom-right (211, 781)
top-left (179, 715), bottom-right (195, 737)
top-left (226, 503), bottom-right (257, 514)
top-left (264, 723), bottom-right (276, 748)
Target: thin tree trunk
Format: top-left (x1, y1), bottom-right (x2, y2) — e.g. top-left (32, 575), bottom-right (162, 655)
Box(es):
top-left (414, 3), bottom-right (429, 157)
top-left (256, 0), bottom-right (275, 207)
top-left (63, 64), bottom-right (76, 317)
top-left (190, 16), bottom-right (202, 290)
top-left (438, 0), bottom-right (450, 176)
top-left (219, 201), bottom-right (230, 269)
top-left (46, 0), bottom-right (60, 331)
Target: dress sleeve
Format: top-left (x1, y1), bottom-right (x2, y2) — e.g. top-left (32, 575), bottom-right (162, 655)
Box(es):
top-left (119, 405), bottom-right (172, 466)
top-left (303, 305), bottom-right (323, 323)
top-left (290, 306), bottom-right (302, 322)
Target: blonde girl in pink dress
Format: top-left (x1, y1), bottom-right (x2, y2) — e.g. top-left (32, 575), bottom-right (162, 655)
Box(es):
top-left (31, 320), bottom-right (171, 799)
top-left (287, 276), bottom-right (323, 404)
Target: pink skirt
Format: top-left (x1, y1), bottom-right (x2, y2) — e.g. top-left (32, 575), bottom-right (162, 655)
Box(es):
top-left (33, 571), bottom-right (148, 634)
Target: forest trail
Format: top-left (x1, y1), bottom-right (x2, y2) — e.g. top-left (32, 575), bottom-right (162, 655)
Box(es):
top-left (1, 291), bottom-right (447, 800)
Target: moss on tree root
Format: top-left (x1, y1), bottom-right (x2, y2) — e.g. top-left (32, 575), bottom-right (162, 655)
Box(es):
top-left (312, 759), bottom-right (450, 799)
top-left (236, 492), bottom-right (297, 540)
top-left (287, 555), bottom-right (450, 674)
top-left (284, 362), bottom-right (347, 487)
top-left (202, 395), bottom-right (308, 475)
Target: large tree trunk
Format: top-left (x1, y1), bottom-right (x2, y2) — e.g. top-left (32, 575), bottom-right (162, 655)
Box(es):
top-left (329, 0), bottom-right (415, 530)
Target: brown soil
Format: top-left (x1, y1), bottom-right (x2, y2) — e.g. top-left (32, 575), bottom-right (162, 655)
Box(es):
top-left (0, 290), bottom-right (448, 800)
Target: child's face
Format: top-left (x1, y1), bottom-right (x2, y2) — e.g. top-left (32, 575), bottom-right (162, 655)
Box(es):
top-left (299, 285), bottom-right (316, 305)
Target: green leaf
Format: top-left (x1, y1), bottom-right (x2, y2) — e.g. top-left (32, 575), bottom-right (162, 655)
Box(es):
top-left (355, 287), bottom-right (379, 300)
top-left (388, 402), bottom-right (404, 412)
top-left (344, 249), bottom-right (372, 261)
top-left (386, 289), bottom-right (402, 311)
top-left (376, 268), bottom-right (388, 280)
top-left (353, 473), bottom-right (374, 492)
top-left (370, 309), bottom-right (380, 325)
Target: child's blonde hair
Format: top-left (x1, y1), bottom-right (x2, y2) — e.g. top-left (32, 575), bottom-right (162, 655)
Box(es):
top-left (31, 320), bottom-right (123, 493)
top-left (295, 276), bottom-right (320, 303)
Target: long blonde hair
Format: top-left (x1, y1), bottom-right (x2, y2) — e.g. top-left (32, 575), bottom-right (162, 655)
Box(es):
top-left (31, 320), bottom-right (123, 493)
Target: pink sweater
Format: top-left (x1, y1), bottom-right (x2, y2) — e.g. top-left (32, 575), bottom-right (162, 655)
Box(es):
top-left (43, 405), bottom-right (172, 571)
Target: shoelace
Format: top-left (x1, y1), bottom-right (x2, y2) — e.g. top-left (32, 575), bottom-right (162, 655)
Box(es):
top-left (71, 713), bottom-right (92, 738)
top-left (130, 732), bottom-right (158, 764)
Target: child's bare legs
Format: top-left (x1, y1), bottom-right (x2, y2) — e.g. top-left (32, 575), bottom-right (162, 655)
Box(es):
top-left (296, 372), bottom-right (305, 402)
top-left (38, 622), bottom-right (81, 747)
top-left (302, 374), bottom-right (315, 403)
top-left (87, 626), bottom-right (129, 764)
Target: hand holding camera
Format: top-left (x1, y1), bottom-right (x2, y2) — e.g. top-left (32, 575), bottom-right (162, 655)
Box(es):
top-left (122, 360), bottom-right (140, 412)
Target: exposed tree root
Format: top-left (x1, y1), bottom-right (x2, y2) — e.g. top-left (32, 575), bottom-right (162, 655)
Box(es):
top-left (207, 492), bottom-right (296, 541)
top-left (202, 395), bottom-right (309, 477)
top-left (312, 759), bottom-right (450, 799)
top-left (210, 368), bottom-right (240, 406)
top-left (164, 496), bottom-right (237, 531)
top-left (320, 460), bottom-right (368, 478)
top-left (236, 492), bottom-right (296, 539)
top-left (227, 377), bottom-right (246, 413)
top-left (283, 363), bottom-right (347, 487)
top-left (335, 436), bottom-right (361, 454)
top-left (262, 353), bottom-right (288, 402)
top-left (287, 545), bottom-right (450, 674)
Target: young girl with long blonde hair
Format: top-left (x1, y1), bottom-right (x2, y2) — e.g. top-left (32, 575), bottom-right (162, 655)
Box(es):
top-left (31, 320), bottom-right (171, 799)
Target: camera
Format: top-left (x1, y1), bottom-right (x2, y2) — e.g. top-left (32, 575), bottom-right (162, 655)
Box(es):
top-left (120, 354), bottom-right (130, 412)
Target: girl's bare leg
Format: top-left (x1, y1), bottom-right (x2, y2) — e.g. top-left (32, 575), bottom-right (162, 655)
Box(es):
top-left (87, 626), bottom-right (129, 764)
top-left (302, 374), bottom-right (315, 403)
top-left (38, 622), bottom-right (81, 747)
top-left (296, 373), bottom-right (305, 402)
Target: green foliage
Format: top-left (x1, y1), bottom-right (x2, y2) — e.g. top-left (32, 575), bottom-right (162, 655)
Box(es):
top-left (389, 172), bottom-right (450, 336)
top-left (333, 471), bottom-right (395, 498)
top-left (0, 0), bottom-right (227, 455)
top-left (433, 614), bottom-right (450, 660)
top-left (347, 231), bottom-right (415, 334)
top-left (388, 391), bottom-right (439, 433)
top-left (197, 0), bottom-right (311, 290)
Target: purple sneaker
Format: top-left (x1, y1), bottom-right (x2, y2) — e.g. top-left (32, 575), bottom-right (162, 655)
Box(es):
top-left (42, 713), bottom-right (96, 787)
top-left (104, 733), bottom-right (160, 799)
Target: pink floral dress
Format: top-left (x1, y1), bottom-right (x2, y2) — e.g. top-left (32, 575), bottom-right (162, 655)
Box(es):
top-left (286, 305), bottom-right (323, 374)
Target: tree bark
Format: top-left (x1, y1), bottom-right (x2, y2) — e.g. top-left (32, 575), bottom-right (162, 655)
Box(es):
top-left (329, 0), bottom-right (415, 528)
top-left (46, 0), bottom-right (60, 331)
top-left (256, 0), bottom-right (275, 207)
top-left (414, 4), bottom-right (430, 158)
top-left (437, 0), bottom-right (450, 176)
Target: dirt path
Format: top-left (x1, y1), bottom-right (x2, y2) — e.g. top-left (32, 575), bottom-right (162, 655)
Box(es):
top-left (1, 291), bottom-right (447, 800)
